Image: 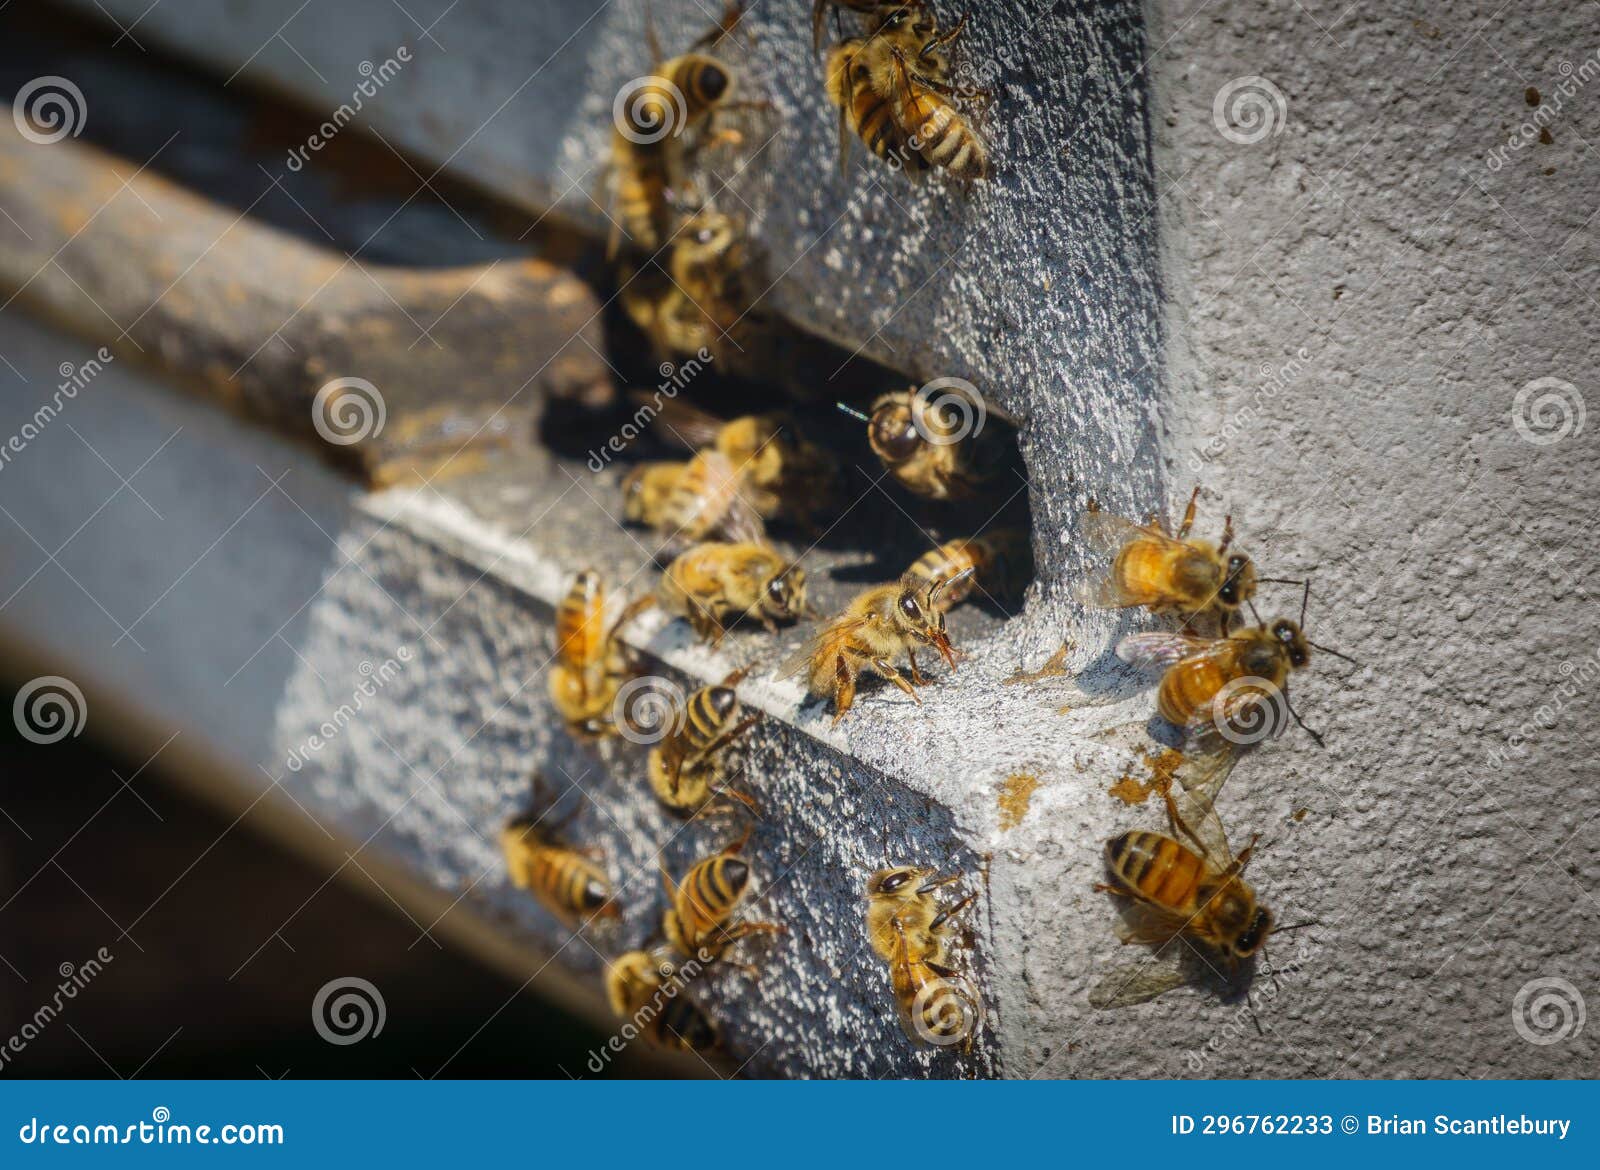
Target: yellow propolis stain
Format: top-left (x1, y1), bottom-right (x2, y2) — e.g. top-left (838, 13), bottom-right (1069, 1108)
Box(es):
top-left (997, 773), bottom-right (1040, 831)
top-left (1108, 748), bottom-right (1186, 806)
top-left (1006, 643), bottom-right (1073, 686)
top-left (1107, 774), bottom-right (1149, 805)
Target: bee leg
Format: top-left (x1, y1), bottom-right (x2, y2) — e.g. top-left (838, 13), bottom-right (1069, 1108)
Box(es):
top-left (872, 659), bottom-right (921, 703)
top-left (929, 892), bottom-right (976, 933)
top-left (716, 786), bottom-right (761, 814)
top-left (1176, 485), bottom-right (1200, 539)
top-left (906, 649), bottom-right (927, 685)
top-left (918, 12), bottom-right (968, 58)
top-left (830, 655), bottom-right (856, 724)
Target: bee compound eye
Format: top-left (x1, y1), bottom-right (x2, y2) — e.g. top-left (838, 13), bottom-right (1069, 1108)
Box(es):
top-left (880, 872), bottom-right (909, 892)
top-left (698, 64), bottom-right (729, 102)
top-left (871, 413), bottom-right (922, 462)
top-left (898, 593), bottom-right (921, 620)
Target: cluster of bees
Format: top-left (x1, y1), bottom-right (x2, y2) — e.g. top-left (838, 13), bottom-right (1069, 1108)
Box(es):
top-left (1081, 489), bottom-right (1355, 1005)
top-left (606, 0), bottom-right (991, 373)
top-left (488, 3), bottom-right (1355, 1064)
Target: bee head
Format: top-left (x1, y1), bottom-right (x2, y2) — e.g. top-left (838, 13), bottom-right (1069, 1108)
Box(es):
top-left (686, 57), bottom-right (731, 106)
top-left (867, 866), bottom-right (923, 899)
top-left (764, 565), bottom-right (806, 619)
top-left (896, 581), bottom-right (957, 669)
top-left (867, 396), bottom-right (923, 465)
top-left (1271, 618), bottom-right (1310, 668)
top-left (583, 877), bottom-right (619, 918)
top-left (1216, 551), bottom-right (1256, 608)
top-left (1231, 905), bottom-right (1273, 960)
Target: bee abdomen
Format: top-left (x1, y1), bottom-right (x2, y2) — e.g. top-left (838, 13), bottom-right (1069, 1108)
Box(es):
top-left (684, 855), bottom-right (750, 926)
top-left (656, 995), bottom-right (719, 1052)
top-left (1106, 831), bottom-right (1203, 909)
top-left (530, 848), bottom-right (612, 917)
top-left (555, 571), bottom-right (605, 669)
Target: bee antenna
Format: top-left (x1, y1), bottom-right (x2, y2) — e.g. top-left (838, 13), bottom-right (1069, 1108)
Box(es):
top-left (1298, 579), bottom-right (1311, 627)
top-left (1307, 640), bottom-right (1361, 667)
top-left (1246, 599), bottom-right (1264, 626)
top-left (1268, 920), bottom-right (1320, 935)
top-left (1282, 693), bottom-right (1325, 749)
top-left (1254, 577), bottom-right (1306, 586)
top-left (836, 401), bottom-right (871, 423)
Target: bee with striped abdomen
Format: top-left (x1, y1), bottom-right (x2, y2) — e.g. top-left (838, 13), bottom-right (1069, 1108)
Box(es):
top-left (1090, 785), bottom-right (1275, 1009)
top-left (662, 830), bottom-right (783, 966)
top-left (501, 810), bottom-right (619, 927)
top-left (659, 541), bottom-right (809, 643)
top-left (886, 917), bottom-right (983, 1050)
top-left (783, 575), bottom-right (963, 724)
top-left (608, 2), bottom-right (763, 256)
top-left (1076, 488), bottom-right (1260, 633)
top-left (648, 668), bottom-right (761, 814)
top-left (865, 866), bottom-right (973, 965)
top-left (604, 947), bottom-right (720, 1053)
top-left (815, 1), bottom-right (989, 180)
top-left (1115, 581), bottom-right (1355, 752)
top-left (905, 531), bottom-right (1029, 613)
top-left (548, 569), bottom-right (650, 739)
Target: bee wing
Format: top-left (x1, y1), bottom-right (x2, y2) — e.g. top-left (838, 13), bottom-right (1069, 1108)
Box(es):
top-left (1168, 749), bottom-right (1240, 835)
top-left (1073, 513), bottom-right (1184, 609)
top-left (1078, 510), bottom-right (1164, 555)
top-left (778, 616), bottom-right (867, 681)
top-left (1114, 631), bottom-right (1219, 671)
top-left (632, 391), bottom-right (727, 451)
top-left (1088, 958), bottom-right (1192, 1010)
top-left (717, 484), bottom-right (769, 546)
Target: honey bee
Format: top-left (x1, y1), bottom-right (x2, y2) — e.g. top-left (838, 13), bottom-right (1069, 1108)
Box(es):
top-left (1116, 582), bottom-right (1354, 752)
top-left (604, 947), bottom-right (720, 1052)
top-left (886, 917), bottom-right (983, 1050)
top-left (815, 1), bottom-right (989, 179)
top-left (662, 829), bottom-right (784, 965)
top-left (1076, 488), bottom-right (1260, 632)
top-left (620, 209), bottom-right (751, 361)
top-left (905, 530), bottom-right (1029, 612)
top-left (1091, 786), bottom-right (1272, 1008)
top-left (548, 569), bottom-right (650, 738)
top-left (840, 384), bottom-right (1008, 501)
top-left (608, 2), bottom-right (760, 256)
top-left (657, 413), bottom-right (837, 555)
top-left (783, 575), bottom-right (964, 724)
top-left (659, 541), bottom-right (809, 643)
top-left (648, 668), bottom-right (761, 814)
top-left (865, 866), bottom-right (973, 964)
top-left (621, 461), bottom-right (685, 528)
top-left (500, 811), bottom-right (619, 927)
